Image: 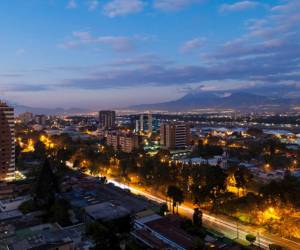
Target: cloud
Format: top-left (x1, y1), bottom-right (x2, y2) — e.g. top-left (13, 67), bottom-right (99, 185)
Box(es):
top-left (58, 31), bottom-right (136, 52)
top-left (107, 54), bottom-right (174, 67)
top-left (180, 37), bottom-right (206, 53)
top-left (103, 0), bottom-right (145, 17)
top-left (66, 0), bottom-right (78, 9)
top-left (220, 1), bottom-right (259, 12)
top-left (153, 0), bottom-right (203, 11)
top-left (87, 0), bottom-right (99, 11)
top-left (271, 0), bottom-right (300, 12)
top-left (1, 84), bottom-right (50, 92)
top-left (58, 0), bottom-right (300, 92)
top-left (0, 73), bottom-right (23, 78)
top-left (30, 0), bottom-right (300, 98)
top-left (59, 44), bottom-right (300, 89)
top-left (16, 48), bottom-right (26, 56)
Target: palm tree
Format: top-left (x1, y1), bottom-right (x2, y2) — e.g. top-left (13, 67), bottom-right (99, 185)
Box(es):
top-left (167, 185), bottom-right (184, 214)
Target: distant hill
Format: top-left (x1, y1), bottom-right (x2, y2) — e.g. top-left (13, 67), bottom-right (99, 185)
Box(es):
top-left (131, 85), bottom-right (300, 112)
top-left (11, 104), bottom-right (89, 115)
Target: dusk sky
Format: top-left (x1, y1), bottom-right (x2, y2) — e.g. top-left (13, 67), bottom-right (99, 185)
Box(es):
top-left (0, 0), bottom-right (299, 109)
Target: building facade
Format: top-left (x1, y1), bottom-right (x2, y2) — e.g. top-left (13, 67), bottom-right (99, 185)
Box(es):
top-left (136, 114), bottom-right (152, 133)
top-left (99, 110), bottom-right (116, 130)
top-left (0, 102), bottom-right (15, 182)
top-left (106, 131), bottom-right (139, 153)
top-left (34, 114), bottom-right (47, 126)
top-left (160, 122), bottom-right (190, 149)
top-left (19, 112), bottom-right (33, 124)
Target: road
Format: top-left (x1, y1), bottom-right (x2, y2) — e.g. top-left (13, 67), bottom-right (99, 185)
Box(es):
top-left (107, 179), bottom-right (300, 250)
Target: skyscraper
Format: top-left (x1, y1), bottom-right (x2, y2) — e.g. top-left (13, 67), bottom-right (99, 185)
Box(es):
top-left (99, 110), bottom-right (116, 130)
top-left (0, 102), bottom-right (15, 182)
top-left (136, 113), bottom-right (152, 133)
top-left (160, 122), bottom-right (190, 149)
top-left (34, 114), bottom-right (47, 126)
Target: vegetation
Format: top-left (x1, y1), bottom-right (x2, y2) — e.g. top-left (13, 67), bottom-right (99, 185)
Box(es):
top-left (193, 208), bottom-right (203, 228)
top-left (158, 203), bottom-right (169, 216)
top-left (86, 215), bottom-right (133, 250)
top-left (86, 222), bottom-right (121, 250)
top-left (269, 244), bottom-right (284, 250)
top-left (167, 185), bottom-right (184, 214)
top-left (16, 128), bottom-right (300, 239)
top-left (245, 234), bottom-right (256, 245)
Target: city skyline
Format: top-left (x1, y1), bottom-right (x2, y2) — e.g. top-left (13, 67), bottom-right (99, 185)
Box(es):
top-left (0, 0), bottom-right (299, 109)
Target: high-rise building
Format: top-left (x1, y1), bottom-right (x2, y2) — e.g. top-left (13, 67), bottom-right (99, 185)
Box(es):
top-left (99, 110), bottom-right (116, 130)
top-left (136, 114), bottom-right (152, 133)
top-left (106, 131), bottom-right (139, 153)
top-left (160, 122), bottom-right (190, 149)
top-left (34, 114), bottom-right (47, 126)
top-left (19, 112), bottom-right (33, 124)
top-left (0, 102), bottom-right (15, 182)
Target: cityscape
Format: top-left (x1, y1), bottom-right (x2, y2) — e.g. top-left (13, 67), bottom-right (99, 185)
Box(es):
top-left (1, 1), bottom-right (300, 250)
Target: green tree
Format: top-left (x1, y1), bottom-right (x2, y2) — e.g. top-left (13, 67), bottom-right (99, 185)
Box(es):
top-left (34, 141), bottom-right (47, 160)
top-left (269, 244), bottom-right (284, 250)
top-left (18, 199), bottom-right (36, 214)
top-left (34, 159), bottom-right (58, 208)
top-left (86, 222), bottom-right (120, 250)
top-left (167, 185), bottom-right (184, 214)
top-left (159, 203), bottom-right (169, 216)
top-left (234, 167), bottom-right (253, 196)
top-left (191, 238), bottom-right (206, 250)
top-left (49, 198), bottom-right (71, 226)
top-left (245, 234), bottom-right (256, 245)
top-left (246, 127), bottom-right (263, 137)
top-left (193, 208), bottom-right (203, 228)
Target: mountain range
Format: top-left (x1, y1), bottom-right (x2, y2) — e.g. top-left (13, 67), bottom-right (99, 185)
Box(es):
top-left (131, 84), bottom-right (300, 112)
top-left (11, 104), bottom-right (88, 116)
top-left (6, 84), bottom-right (300, 114)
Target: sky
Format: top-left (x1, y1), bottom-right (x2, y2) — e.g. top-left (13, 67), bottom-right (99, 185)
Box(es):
top-left (0, 0), bottom-right (299, 109)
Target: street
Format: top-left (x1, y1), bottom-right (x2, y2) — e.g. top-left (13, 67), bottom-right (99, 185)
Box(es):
top-left (108, 179), bottom-right (300, 250)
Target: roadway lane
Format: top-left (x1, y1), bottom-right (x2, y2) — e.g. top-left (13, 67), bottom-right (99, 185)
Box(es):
top-left (108, 179), bottom-right (300, 250)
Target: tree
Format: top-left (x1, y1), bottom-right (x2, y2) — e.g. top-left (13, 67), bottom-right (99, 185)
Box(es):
top-left (193, 208), bottom-right (203, 228)
top-left (19, 199), bottom-right (36, 214)
top-left (195, 144), bottom-right (223, 159)
top-left (34, 159), bottom-right (58, 208)
top-left (245, 234), bottom-right (256, 245)
top-left (167, 185), bottom-right (184, 214)
top-left (234, 167), bottom-right (252, 196)
top-left (269, 244), bottom-right (284, 250)
top-left (159, 203), bottom-right (169, 216)
top-left (191, 238), bottom-right (206, 250)
top-left (89, 163), bottom-right (100, 176)
top-left (191, 165), bottom-right (227, 207)
top-left (49, 198), bottom-right (70, 226)
top-left (34, 141), bottom-right (47, 160)
top-left (247, 127), bottom-right (263, 137)
top-left (120, 158), bottom-right (130, 177)
top-left (86, 222), bottom-right (120, 250)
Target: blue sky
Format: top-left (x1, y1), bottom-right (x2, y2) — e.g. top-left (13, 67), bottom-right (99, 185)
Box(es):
top-left (0, 0), bottom-right (299, 109)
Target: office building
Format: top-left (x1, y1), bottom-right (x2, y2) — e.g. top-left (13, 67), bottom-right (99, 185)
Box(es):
top-left (99, 110), bottom-right (116, 130)
top-left (19, 112), bottom-right (33, 124)
top-left (106, 131), bottom-right (139, 153)
top-left (160, 122), bottom-right (190, 149)
top-left (34, 114), bottom-right (47, 126)
top-left (136, 114), bottom-right (152, 133)
top-left (0, 102), bottom-right (15, 182)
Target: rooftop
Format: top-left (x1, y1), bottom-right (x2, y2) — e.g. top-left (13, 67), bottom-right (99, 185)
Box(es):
top-left (85, 202), bottom-right (130, 221)
top-left (144, 215), bottom-right (194, 250)
top-left (4, 223), bottom-right (84, 250)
